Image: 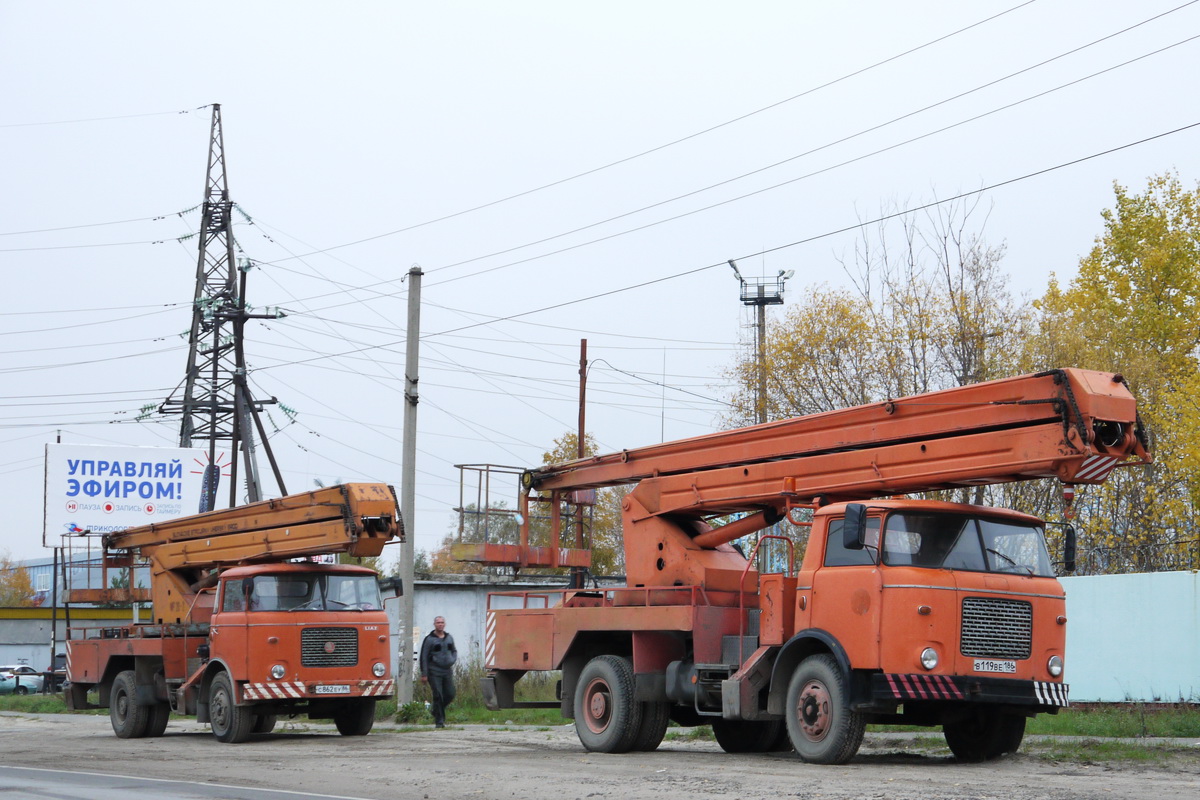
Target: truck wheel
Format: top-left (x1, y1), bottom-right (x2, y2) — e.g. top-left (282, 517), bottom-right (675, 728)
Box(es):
top-left (209, 672), bottom-right (253, 743)
top-left (631, 701), bottom-right (670, 751)
top-left (785, 654), bottom-right (865, 765)
top-left (712, 718), bottom-right (787, 753)
top-left (574, 655), bottom-right (642, 753)
top-left (145, 701), bottom-right (171, 737)
top-left (334, 699), bottom-right (376, 736)
top-left (110, 670), bottom-right (150, 739)
top-left (944, 709), bottom-right (1026, 761)
top-left (253, 713), bottom-right (278, 734)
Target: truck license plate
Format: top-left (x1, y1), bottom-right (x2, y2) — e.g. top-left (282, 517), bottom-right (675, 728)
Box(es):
top-left (315, 684), bottom-right (350, 694)
top-left (973, 659), bottom-right (1016, 674)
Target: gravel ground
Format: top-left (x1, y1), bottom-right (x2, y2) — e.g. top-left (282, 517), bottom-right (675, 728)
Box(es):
top-left (1, 711), bottom-right (1197, 800)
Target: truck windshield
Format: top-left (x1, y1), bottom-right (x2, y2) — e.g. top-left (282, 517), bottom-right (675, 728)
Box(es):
top-left (244, 573), bottom-right (383, 612)
top-left (880, 512), bottom-right (1055, 577)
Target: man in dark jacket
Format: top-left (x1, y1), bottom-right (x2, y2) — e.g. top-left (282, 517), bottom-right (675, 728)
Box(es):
top-left (419, 615), bottom-right (458, 728)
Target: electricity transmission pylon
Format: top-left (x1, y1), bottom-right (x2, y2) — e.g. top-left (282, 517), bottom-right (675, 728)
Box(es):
top-left (160, 103), bottom-right (287, 512)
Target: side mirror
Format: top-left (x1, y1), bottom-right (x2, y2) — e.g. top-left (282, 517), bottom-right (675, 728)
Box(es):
top-left (843, 504), bottom-right (868, 550)
top-left (1063, 524), bottom-right (1077, 573)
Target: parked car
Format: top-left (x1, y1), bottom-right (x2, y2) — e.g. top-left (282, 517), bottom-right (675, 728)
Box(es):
top-left (0, 665), bottom-right (45, 695)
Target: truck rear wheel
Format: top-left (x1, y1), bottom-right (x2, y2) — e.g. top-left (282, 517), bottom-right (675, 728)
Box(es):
top-left (253, 712), bottom-right (278, 734)
top-left (631, 701), bottom-right (670, 751)
top-left (209, 672), bottom-right (253, 743)
top-left (334, 699), bottom-right (376, 736)
top-left (110, 670), bottom-right (150, 739)
top-left (944, 709), bottom-right (1026, 761)
top-left (145, 701), bottom-right (171, 737)
top-left (785, 654), bottom-right (865, 765)
top-left (712, 718), bottom-right (788, 753)
top-left (574, 655), bottom-right (642, 753)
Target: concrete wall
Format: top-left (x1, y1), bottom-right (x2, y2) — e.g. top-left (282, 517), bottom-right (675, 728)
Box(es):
top-left (0, 607), bottom-right (151, 669)
top-left (1062, 570), bottom-right (1200, 703)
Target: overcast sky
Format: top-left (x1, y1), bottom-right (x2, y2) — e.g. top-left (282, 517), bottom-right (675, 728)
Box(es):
top-left (2, 1), bottom-right (1198, 565)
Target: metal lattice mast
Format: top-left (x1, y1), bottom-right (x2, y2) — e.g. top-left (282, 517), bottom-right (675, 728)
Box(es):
top-left (163, 104), bottom-right (287, 512)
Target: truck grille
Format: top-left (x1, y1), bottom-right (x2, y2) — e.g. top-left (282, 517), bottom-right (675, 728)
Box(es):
top-left (301, 627), bottom-right (359, 667)
top-left (960, 597), bottom-right (1032, 659)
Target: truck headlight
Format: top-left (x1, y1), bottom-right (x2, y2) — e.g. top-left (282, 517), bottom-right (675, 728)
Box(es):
top-left (1047, 655), bottom-right (1063, 677)
top-left (271, 664), bottom-right (286, 680)
top-left (920, 647), bottom-right (939, 670)
top-left (372, 662), bottom-right (386, 677)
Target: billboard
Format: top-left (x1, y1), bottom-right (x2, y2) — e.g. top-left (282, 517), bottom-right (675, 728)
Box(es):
top-left (43, 444), bottom-right (232, 546)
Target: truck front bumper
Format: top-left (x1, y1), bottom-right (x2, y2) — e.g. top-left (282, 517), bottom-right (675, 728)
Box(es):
top-left (872, 673), bottom-right (1068, 709)
top-left (242, 679), bottom-right (394, 701)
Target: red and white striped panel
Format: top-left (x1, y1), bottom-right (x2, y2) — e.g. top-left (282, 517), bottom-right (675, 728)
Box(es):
top-left (1072, 455), bottom-right (1118, 483)
top-left (360, 680), bottom-right (394, 697)
top-left (883, 672), bottom-right (964, 701)
top-left (243, 681), bottom-right (305, 700)
top-left (485, 610), bottom-right (496, 668)
top-left (242, 680), bottom-right (394, 700)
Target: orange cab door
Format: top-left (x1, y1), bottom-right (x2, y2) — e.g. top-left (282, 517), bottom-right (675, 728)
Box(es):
top-left (211, 578), bottom-right (249, 680)
top-left (808, 516), bottom-right (883, 670)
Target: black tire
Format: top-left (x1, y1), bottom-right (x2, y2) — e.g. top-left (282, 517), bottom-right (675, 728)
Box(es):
top-left (14, 685), bottom-right (29, 696)
top-left (769, 719), bottom-right (794, 751)
top-left (631, 701), bottom-right (670, 751)
top-left (944, 709), bottom-right (1026, 761)
top-left (252, 712), bottom-right (278, 734)
top-left (110, 670), bottom-right (150, 739)
top-left (712, 718), bottom-right (788, 753)
top-left (209, 672), bottom-right (253, 743)
top-left (145, 701), bottom-right (171, 737)
top-left (785, 654), bottom-right (865, 765)
top-left (574, 655), bottom-right (643, 753)
top-left (334, 699), bottom-right (376, 736)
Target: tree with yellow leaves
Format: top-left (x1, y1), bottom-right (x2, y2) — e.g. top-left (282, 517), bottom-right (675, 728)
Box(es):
top-left (0, 553), bottom-right (37, 607)
top-left (1022, 172), bottom-right (1200, 572)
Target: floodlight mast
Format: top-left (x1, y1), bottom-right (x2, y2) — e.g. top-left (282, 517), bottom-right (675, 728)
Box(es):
top-left (729, 258), bottom-right (792, 425)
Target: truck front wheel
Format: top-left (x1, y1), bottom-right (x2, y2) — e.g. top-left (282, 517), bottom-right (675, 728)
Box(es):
top-left (334, 699), bottom-right (376, 736)
top-left (209, 672), bottom-right (253, 743)
top-left (785, 654), bottom-right (865, 765)
top-left (574, 655), bottom-right (642, 753)
top-left (110, 670), bottom-right (150, 739)
top-left (943, 709), bottom-right (1026, 761)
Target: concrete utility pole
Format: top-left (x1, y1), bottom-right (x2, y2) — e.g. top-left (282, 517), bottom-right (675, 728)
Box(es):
top-left (398, 265), bottom-right (423, 705)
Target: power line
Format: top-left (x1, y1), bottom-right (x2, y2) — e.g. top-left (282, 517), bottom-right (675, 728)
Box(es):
top-left (247, 120), bottom-right (1199, 368)
top-left (420, 23), bottom-right (1200, 290)
top-left (0, 105), bottom-right (210, 128)
top-left (240, 1), bottom-right (1042, 265)
top-left (253, 13), bottom-right (1198, 315)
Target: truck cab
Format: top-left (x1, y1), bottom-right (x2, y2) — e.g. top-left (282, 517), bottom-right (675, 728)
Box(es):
top-left (762, 499), bottom-right (1068, 761)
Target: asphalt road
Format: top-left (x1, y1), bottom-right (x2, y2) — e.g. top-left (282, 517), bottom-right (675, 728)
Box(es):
top-left (1, 712), bottom-right (1197, 800)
